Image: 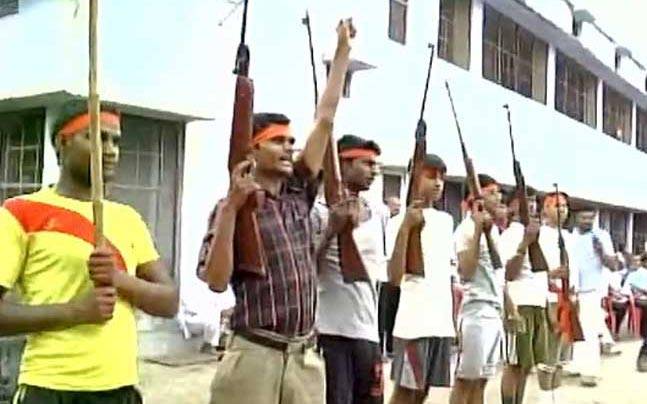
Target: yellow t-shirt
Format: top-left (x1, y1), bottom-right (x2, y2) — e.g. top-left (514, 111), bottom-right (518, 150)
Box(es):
top-left (0, 187), bottom-right (159, 391)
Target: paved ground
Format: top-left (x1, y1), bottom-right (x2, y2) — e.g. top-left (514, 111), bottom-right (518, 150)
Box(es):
top-left (139, 338), bottom-right (646, 404)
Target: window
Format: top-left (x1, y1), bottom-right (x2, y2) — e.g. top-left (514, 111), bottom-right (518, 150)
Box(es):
top-left (634, 213), bottom-right (647, 254)
top-left (438, 0), bottom-right (471, 69)
top-left (607, 210), bottom-right (628, 250)
top-left (109, 115), bottom-right (184, 275)
top-left (436, 181), bottom-right (462, 229)
top-left (388, 0), bottom-right (408, 45)
top-left (482, 6), bottom-right (547, 102)
top-left (603, 85), bottom-right (632, 144)
top-left (0, 110), bottom-right (45, 202)
top-left (555, 51), bottom-right (598, 128)
top-left (637, 107), bottom-right (647, 153)
top-left (382, 173), bottom-right (402, 202)
top-left (0, 0), bottom-right (18, 18)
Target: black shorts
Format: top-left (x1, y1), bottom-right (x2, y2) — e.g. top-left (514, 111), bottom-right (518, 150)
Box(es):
top-left (13, 385), bottom-right (142, 404)
top-left (318, 335), bottom-right (383, 404)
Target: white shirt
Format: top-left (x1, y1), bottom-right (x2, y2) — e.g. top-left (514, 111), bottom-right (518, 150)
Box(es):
top-left (538, 225), bottom-right (578, 303)
top-left (387, 208), bottom-right (456, 339)
top-left (312, 199), bottom-right (387, 343)
top-left (572, 228), bottom-right (614, 294)
top-left (499, 222), bottom-right (548, 307)
top-left (453, 215), bottom-right (504, 317)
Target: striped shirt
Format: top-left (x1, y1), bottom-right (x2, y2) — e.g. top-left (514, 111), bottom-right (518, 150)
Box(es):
top-left (197, 167), bottom-right (319, 337)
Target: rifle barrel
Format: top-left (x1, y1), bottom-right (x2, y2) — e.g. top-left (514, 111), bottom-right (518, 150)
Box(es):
top-left (444, 81), bottom-right (468, 159)
top-left (419, 44), bottom-right (435, 120)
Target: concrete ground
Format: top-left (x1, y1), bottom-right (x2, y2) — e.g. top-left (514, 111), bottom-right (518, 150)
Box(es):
top-left (139, 338), bottom-right (646, 404)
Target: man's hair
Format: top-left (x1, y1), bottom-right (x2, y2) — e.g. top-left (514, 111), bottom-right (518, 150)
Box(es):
top-left (538, 191), bottom-right (569, 213)
top-left (463, 174), bottom-right (497, 199)
top-left (252, 112), bottom-right (290, 137)
top-left (337, 134), bottom-right (381, 156)
top-left (422, 153), bottom-right (446, 173)
top-left (50, 99), bottom-right (120, 147)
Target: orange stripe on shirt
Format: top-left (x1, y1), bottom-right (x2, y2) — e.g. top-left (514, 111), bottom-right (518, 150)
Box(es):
top-left (4, 198), bottom-right (127, 271)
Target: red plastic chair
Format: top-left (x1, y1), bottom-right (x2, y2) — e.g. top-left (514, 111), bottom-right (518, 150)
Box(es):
top-left (602, 294), bottom-right (617, 337)
top-left (627, 294), bottom-right (643, 338)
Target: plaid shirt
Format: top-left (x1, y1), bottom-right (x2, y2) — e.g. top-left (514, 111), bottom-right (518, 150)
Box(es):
top-left (197, 167), bottom-right (319, 337)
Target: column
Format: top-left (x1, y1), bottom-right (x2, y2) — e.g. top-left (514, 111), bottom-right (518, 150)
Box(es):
top-left (546, 45), bottom-right (557, 109)
top-left (596, 80), bottom-right (604, 132)
top-left (631, 102), bottom-right (638, 147)
top-left (627, 212), bottom-right (635, 253)
top-left (469, 0), bottom-right (484, 78)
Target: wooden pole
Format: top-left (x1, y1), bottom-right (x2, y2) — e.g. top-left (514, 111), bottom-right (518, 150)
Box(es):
top-left (88, 0), bottom-right (103, 245)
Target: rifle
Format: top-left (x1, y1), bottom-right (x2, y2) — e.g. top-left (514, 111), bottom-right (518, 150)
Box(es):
top-left (302, 11), bottom-right (368, 283)
top-left (554, 183), bottom-right (584, 342)
top-left (227, 0), bottom-right (266, 278)
top-left (503, 104), bottom-right (548, 273)
top-left (445, 82), bottom-right (502, 269)
top-left (404, 44), bottom-right (435, 276)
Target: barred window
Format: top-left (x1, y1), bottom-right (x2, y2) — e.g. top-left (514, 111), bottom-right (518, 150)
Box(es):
top-left (555, 51), bottom-right (598, 127)
top-left (438, 0), bottom-right (471, 69)
top-left (388, 0), bottom-right (408, 45)
top-left (483, 6), bottom-right (547, 102)
top-left (0, 0), bottom-right (18, 18)
top-left (603, 85), bottom-right (632, 144)
top-left (0, 110), bottom-right (45, 202)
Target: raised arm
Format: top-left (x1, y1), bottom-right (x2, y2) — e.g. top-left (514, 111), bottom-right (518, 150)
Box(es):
top-left (504, 219), bottom-right (540, 281)
top-left (298, 19), bottom-right (355, 177)
top-left (113, 260), bottom-right (178, 318)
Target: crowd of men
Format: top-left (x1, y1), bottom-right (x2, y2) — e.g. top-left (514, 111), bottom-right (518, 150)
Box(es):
top-left (1, 18), bottom-right (647, 404)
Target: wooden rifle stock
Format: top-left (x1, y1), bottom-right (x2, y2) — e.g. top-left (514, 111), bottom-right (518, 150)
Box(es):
top-left (503, 105), bottom-right (548, 272)
top-left (446, 82), bottom-right (502, 269)
top-left (228, 0), bottom-right (266, 277)
top-left (322, 140), bottom-right (368, 282)
top-left (404, 45), bottom-right (434, 276)
top-left (554, 183), bottom-right (584, 342)
top-left (302, 12), bottom-right (367, 283)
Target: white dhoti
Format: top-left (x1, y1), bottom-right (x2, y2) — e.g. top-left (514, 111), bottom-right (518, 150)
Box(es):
top-left (572, 290), bottom-right (606, 378)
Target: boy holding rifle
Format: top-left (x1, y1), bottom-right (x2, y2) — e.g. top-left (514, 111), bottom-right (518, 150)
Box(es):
top-left (387, 154), bottom-right (456, 404)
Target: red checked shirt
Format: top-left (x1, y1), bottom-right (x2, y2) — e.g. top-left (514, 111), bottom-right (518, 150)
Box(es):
top-left (197, 167), bottom-right (319, 337)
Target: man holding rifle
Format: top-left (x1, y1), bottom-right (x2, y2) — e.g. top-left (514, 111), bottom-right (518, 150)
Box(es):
top-left (198, 20), bottom-right (355, 404)
top-left (451, 174), bottom-right (504, 404)
top-left (537, 191), bottom-right (578, 398)
top-left (499, 186), bottom-right (546, 404)
top-left (387, 154), bottom-right (455, 404)
top-left (313, 134), bottom-right (386, 404)
top-left (0, 100), bottom-right (178, 403)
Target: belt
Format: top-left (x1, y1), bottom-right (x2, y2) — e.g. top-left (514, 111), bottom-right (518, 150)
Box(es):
top-left (235, 329), bottom-right (316, 352)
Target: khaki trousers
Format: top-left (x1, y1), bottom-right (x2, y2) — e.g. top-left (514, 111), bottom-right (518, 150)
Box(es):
top-left (209, 333), bottom-right (325, 404)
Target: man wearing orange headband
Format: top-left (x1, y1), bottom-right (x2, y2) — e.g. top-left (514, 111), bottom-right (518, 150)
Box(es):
top-left (387, 154), bottom-right (456, 404)
top-left (537, 191), bottom-right (579, 396)
top-left (199, 20), bottom-right (355, 404)
top-left (0, 99), bottom-right (178, 403)
top-left (499, 186), bottom-right (548, 404)
top-left (311, 134), bottom-right (386, 404)
top-left (451, 174), bottom-right (504, 404)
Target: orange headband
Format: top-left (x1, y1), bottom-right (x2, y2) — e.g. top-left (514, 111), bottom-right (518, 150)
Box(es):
top-left (339, 148), bottom-right (378, 159)
top-left (544, 194), bottom-right (567, 208)
top-left (57, 112), bottom-right (121, 138)
top-left (251, 123), bottom-right (292, 146)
